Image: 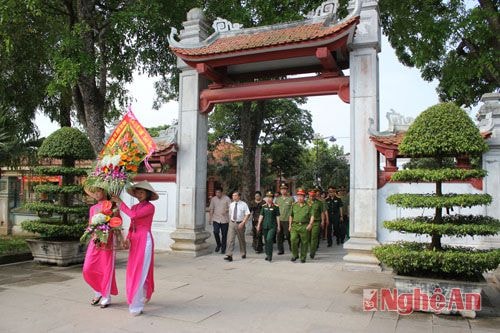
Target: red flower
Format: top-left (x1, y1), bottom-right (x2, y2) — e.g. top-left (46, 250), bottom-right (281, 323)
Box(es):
top-left (109, 217), bottom-right (122, 228)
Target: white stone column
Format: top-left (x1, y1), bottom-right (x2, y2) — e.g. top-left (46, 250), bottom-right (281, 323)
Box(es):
top-left (170, 8), bottom-right (211, 256)
top-left (479, 93), bottom-right (500, 248)
top-left (343, 0), bottom-right (382, 271)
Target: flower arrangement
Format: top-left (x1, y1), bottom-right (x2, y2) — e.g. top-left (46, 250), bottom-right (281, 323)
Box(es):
top-left (80, 200), bottom-right (123, 246)
top-left (85, 129), bottom-right (145, 196)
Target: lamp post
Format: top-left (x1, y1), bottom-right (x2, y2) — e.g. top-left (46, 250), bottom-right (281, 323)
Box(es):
top-left (313, 134), bottom-right (350, 188)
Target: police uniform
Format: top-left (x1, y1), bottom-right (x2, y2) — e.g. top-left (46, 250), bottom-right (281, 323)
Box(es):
top-left (275, 183), bottom-right (294, 254)
top-left (258, 192), bottom-right (280, 261)
top-left (289, 189), bottom-right (313, 263)
top-left (307, 190), bottom-right (325, 259)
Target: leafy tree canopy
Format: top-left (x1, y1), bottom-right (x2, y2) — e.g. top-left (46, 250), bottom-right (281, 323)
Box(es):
top-left (380, 0), bottom-right (499, 106)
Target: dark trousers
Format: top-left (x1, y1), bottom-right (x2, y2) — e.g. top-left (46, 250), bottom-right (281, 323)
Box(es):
top-left (277, 220), bottom-right (291, 253)
top-left (213, 221), bottom-right (229, 252)
top-left (263, 227), bottom-right (277, 260)
top-left (333, 218), bottom-right (346, 244)
top-left (252, 219), bottom-right (264, 252)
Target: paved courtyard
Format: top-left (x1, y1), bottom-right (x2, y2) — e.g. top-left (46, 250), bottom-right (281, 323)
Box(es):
top-left (0, 237), bottom-right (499, 333)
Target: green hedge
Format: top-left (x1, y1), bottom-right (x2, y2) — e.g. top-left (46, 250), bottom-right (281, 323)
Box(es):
top-left (24, 202), bottom-right (88, 215)
top-left (384, 215), bottom-right (500, 237)
top-left (398, 103), bottom-right (488, 157)
top-left (21, 220), bottom-right (87, 240)
top-left (33, 166), bottom-right (88, 176)
top-left (38, 127), bottom-right (95, 160)
top-left (391, 168), bottom-right (486, 183)
top-left (387, 193), bottom-right (492, 208)
top-left (34, 184), bottom-right (83, 194)
top-left (373, 242), bottom-right (500, 280)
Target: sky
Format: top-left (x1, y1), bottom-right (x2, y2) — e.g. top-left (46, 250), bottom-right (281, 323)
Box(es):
top-left (36, 35), bottom-right (441, 153)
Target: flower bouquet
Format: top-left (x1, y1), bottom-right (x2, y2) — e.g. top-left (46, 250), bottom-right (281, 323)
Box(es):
top-left (84, 129), bottom-right (145, 196)
top-left (80, 200), bottom-right (123, 247)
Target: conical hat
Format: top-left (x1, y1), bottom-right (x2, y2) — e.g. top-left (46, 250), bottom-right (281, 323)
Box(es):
top-left (126, 180), bottom-right (159, 201)
top-left (84, 184), bottom-right (107, 200)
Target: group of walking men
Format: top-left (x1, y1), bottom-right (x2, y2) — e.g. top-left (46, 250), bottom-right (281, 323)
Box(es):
top-left (208, 183), bottom-right (348, 263)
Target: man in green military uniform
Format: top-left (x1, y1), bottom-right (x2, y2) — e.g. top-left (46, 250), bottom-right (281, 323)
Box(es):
top-left (257, 191), bottom-right (281, 262)
top-left (308, 189), bottom-right (325, 259)
top-left (275, 183), bottom-right (294, 255)
top-left (289, 188), bottom-right (314, 263)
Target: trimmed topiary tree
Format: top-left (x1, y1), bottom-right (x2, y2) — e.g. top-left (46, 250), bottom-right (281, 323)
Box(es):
top-left (374, 103), bottom-right (500, 281)
top-left (22, 127), bottom-right (95, 240)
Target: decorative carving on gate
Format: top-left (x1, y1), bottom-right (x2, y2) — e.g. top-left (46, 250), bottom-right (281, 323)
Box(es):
top-left (306, 0), bottom-right (339, 19)
top-left (212, 17), bottom-right (243, 32)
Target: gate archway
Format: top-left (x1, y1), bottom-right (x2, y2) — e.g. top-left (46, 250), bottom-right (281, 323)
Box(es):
top-left (167, 0), bottom-right (381, 271)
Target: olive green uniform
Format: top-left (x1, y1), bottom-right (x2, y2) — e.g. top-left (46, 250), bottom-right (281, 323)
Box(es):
top-left (308, 199), bottom-right (325, 258)
top-left (259, 203), bottom-right (280, 260)
top-left (290, 202), bottom-right (311, 262)
top-left (275, 195), bottom-right (294, 253)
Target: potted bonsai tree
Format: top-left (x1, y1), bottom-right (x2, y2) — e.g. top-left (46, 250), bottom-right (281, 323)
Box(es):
top-left (373, 102), bottom-right (500, 318)
top-left (22, 127), bottom-right (95, 266)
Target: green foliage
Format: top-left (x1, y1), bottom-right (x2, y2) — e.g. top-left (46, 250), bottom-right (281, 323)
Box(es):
top-left (391, 168), bottom-right (487, 183)
top-left (399, 103), bottom-right (488, 157)
top-left (387, 193), bottom-right (492, 208)
top-left (379, 0), bottom-right (499, 106)
top-left (21, 220), bottom-right (86, 241)
top-left (33, 184), bottom-right (83, 195)
top-left (373, 242), bottom-right (500, 280)
top-left (33, 166), bottom-right (88, 177)
top-left (38, 127), bottom-right (95, 160)
top-left (146, 124), bottom-right (170, 137)
top-left (24, 202), bottom-right (88, 215)
top-left (296, 140), bottom-right (349, 189)
top-left (0, 236), bottom-right (30, 255)
top-left (384, 215), bottom-right (500, 237)
top-left (402, 157), bottom-right (455, 170)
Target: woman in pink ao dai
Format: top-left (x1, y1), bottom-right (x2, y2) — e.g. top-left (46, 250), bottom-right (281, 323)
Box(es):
top-left (112, 180), bottom-right (158, 316)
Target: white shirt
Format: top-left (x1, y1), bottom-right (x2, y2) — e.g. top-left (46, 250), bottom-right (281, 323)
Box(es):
top-left (229, 200), bottom-right (250, 222)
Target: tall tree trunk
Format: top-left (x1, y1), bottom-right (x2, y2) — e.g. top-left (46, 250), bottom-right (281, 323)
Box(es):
top-left (75, 0), bottom-right (106, 154)
top-left (239, 101), bottom-right (266, 202)
top-left (431, 155), bottom-right (444, 250)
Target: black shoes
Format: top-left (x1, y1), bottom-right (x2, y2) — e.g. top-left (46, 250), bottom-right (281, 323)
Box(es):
top-left (277, 251), bottom-right (284, 255)
top-left (215, 245), bottom-right (221, 252)
top-left (310, 254), bottom-right (315, 259)
top-left (241, 254), bottom-right (246, 259)
top-left (301, 259), bottom-right (306, 263)
top-left (224, 255), bottom-right (233, 262)
top-left (290, 257), bottom-right (297, 262)
top-left (90, 296), bottom-right (102, 306)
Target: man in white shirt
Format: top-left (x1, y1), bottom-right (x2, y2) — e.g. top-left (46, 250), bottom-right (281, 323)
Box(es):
top-left (208, 188), bottom-right (231, 254)
top-left (224, 191), bottom-right (251, 262)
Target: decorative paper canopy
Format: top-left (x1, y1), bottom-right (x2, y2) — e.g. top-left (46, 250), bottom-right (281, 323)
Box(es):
top-left (100, 107), bottom-right (157, 172)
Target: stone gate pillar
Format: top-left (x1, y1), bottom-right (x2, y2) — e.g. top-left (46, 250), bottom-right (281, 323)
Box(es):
top-left (170, 8), bottom-right (211, 256)
top-left (343, 0), bottom-right (381, 271)
top-left (479, 93), bottom-right (500, 229)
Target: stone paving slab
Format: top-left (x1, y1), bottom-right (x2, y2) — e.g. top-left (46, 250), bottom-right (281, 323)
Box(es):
top-left (0, 240), bottom-right (498, 333)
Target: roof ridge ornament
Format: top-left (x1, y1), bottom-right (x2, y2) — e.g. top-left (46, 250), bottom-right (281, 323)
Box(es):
top-left (306, 0), bottom-right (339, 19)
top-left (212, 17), bottom-right (244, 33)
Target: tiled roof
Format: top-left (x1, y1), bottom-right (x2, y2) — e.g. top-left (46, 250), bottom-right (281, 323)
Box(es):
top-left (370, 132), bottom-right (406, 147)
top-left (171, 16), bottom-right (358, 57)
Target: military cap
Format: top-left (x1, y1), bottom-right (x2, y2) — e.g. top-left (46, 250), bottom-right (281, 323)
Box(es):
top-left (265, 190), bottom-right (274, 197)
top-left (279, 183), bottom-right (289, 189)
top-left (296, 188), bottom-right (306, 196)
